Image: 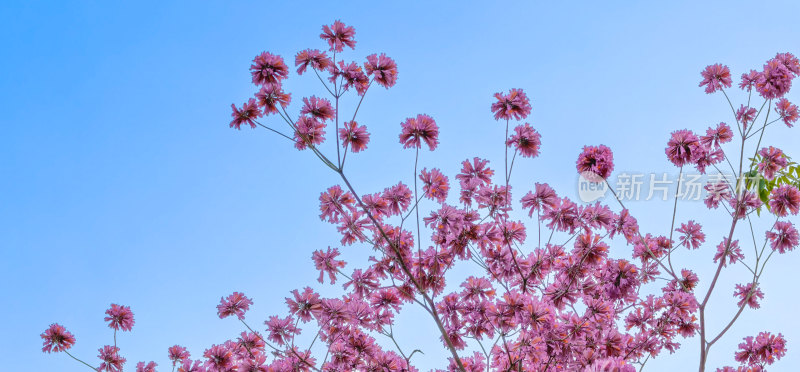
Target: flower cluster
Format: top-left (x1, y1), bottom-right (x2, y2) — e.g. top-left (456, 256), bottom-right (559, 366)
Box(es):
top-left (44, 22), bottom-right (798, 372)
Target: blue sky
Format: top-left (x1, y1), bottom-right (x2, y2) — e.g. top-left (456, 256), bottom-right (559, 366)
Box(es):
top-left (2, 1), bottom-right (799, 371)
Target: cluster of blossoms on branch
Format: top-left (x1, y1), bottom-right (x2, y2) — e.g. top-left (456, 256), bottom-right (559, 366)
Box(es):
top-left (43, 21), bottom-right (800, 372)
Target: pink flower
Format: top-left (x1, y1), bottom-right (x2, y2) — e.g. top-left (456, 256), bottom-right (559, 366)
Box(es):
top-left (98, 345), bottom-right (126, 372)
top-left (254, 83), bottom-right (291, 116)
top-left (320, 20), bottom-right (356, 52)
top-left (364, 53), bottom-right (398, 88)
top-left (734, 283), bottom-right (764, 309)
top-left (756, 58), bottom-right (793, 99)
top-left (775, 98), bottom-right (799, 127)
top-left (730, 191), bottom-right (762, 219)
top-left (294, 49), bottom-right (332, 75)
top-left (265, 316), bottom-right (301, 345)
top-left (250, 52), bottom-right (289, 86)
top-left (520, 183), bottom-right (559, 215)
top-left (769, 185), bottom-right (800, 217)
top-left (339, 121), bottom-right (370, 153)
top-left (203, 344), bottom-right (233, 372)
top-left (766, 221), bottom-right (799, 253)
top-left (704, 181), bottom-right (731, 209)
top-left (300, 96), bottom-right (335, 121)
top-left (774, 52), bottom-right (800, 76)
top-left (665, 129), bottom-right (702, 167)
top-left (216, 292), bottom-right (253, 320)
top-left (739, 69), bottom-right (760, 91)
top-left (699, 63), bottom-right (732, 93)
top-left (136, 361), bottom-right (158, 372)
top-left (420, 168), bottom-right (450, 203)
top-left (331, 61), bottom-right (369, 95)
top-left (736, 105), bottom-right (757, 131)
top-left (735, 332), bottom-right (787, 366)
top-left (104, 304), bottom-right (135, 332)
top-left (676, 220), bottom-right (705, 249)
top-left (456, 157), bottom-right (494, 188)
top-left (312, 247), bottom-right (346, 284)
top-left (319, 185), bottom-right (356, 223)
top-left (168, 345), bottom-right (190, 364)
top-left (506, 123), bottom-right (541, 158)
top-left (294, 116), bottom-right (326, 150)
top-left (713, 238), bottom-right (744, 267)
top-left (491, 88), bottom-right (532, 121)
top-left (229, 98), bottom-right (262, 130)
top-left (178, 360), bottom-right (204, 372)
top-left (399, 114), bottom-right (439, 150)
top-left (694, 146), bottom-right (724, 174)
top-left (382, 182), bottom-right (412, 215)
top-left (576, 144), bottom-right (614, 181)
top-left (700, 122), bottom-right (733, 148)
top-left (285, 287), bottom-right (322, 322)
top-left (757, 146), bottom-right (788, 180)
top-left (40, 323), bottom-right (76, 353)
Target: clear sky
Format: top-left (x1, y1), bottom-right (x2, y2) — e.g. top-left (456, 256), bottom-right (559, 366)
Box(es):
top-left (2, 1), bottom-right (800, 371)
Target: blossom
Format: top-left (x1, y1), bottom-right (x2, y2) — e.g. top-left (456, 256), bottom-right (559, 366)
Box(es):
top-left (364, 53), bottom-right (398, 88)
top-left (294, 116), bottom-right (326, 150)
top-left (576, 144), bottom-right (614, 181)
top-left (734, 283), bottom-right (764, 309)
top-left (265, 316), bottom-right (301, 345)
top-left (136, 361), bottom-right (158, 372)
top-left (250, 52), bottom-right (289, 86)
top-left (491, 88), bottom-right (532, 121)
top-left (178, 360), bottom-right (204, 372)
top-left (699, 63), bottom-right (732, 93)
top-left (98, 345), bottom-right (126, 372)
top-left (756, 58), bottom-right (793, 99)
top-left (40, 324), bottom-right (76, 353)
top-left (312, 247), bottom-right (346, 284)
top-left (339, 121), bottom-right (370, 153)
top-left (734, 332), bottom-right (787, 366)
top-left (704, 181), bottom-right (731, 209)
top-left (757, 146), bottom-right (788, 180)
top-left (216, 292), bottom-right (253, 320)
top-left (319, 185), bottom-right (355, 223)
top-left (769, 185), bottom-right (800, 217)
top-left (285, 287), bottom-right (322, 322)
top-left (420, 168), bottom-right (450, 203)
top-left (399, 114), bottom-right (439, 150)
top-left (665, 129), bottom-right (702, 167)
top-left (730, 191), bottom-right (761, 219)
top-left (506, 123), bottom-right (541, 158)
top-left (229, 98), bottom-right (261, 130)
top-left (735, 105), bottom-right (757, 130)
top-left (456, 157), bottom-right (494, 189)
top-left (168, 345), bottom-right (190, 364)
top-left (300, 96), bottom-right (335, 121)
top-left (775, 98), bottom-right (799, 127)
top-left (713, 238), bottom-right (744, 267)
top-left (700, 122), bottom-right (733, 148)
top-left (254, 83), bottom-right (291, 115)
top-left (203, 344), bottom-right (233, 372)
top-left (294, 49), bottom-right (332, 75)
top-left (383, 182), bottom-right (412, 215)
top-left (676, 220), bottom-right (705, 249)
top-left (520, 183), bottom-right (559, 215)
top-left (332, 61), bottom-right (369, 95)
top-left (739, 69), bottom-right (760, 91)
top-left (774, 52), bottom-right (800, 75)
top-left (766, 221), bottom-right (799, 253)
top-left (104, 304), bottom-right (135, 332)
top-left (320, 20), bottom-right (356, 52)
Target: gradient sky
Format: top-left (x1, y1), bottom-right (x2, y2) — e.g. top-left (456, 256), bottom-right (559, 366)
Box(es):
top-left (2, 1), bottom-right (800, 371)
